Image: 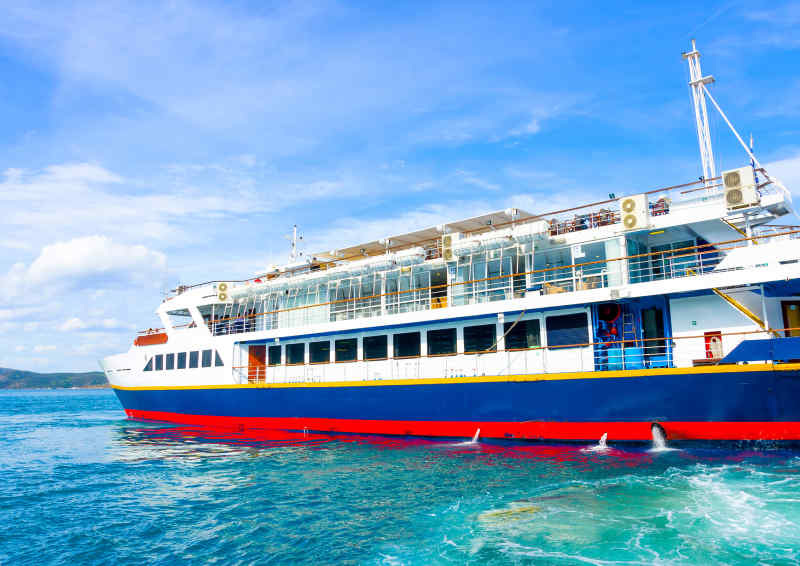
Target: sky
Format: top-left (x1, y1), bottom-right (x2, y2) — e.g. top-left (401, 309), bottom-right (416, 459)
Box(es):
top-left (1, 0), bottom-right (800, 372)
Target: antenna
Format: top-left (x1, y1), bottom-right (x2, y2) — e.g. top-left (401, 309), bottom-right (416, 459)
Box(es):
top-left (284, 225), bottom-right (303, 262)
top-left (683, 39), bottom-right (716, 186)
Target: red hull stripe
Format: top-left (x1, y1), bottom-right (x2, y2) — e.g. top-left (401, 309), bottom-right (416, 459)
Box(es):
top-left (126, 410), bottom-right (800, 441)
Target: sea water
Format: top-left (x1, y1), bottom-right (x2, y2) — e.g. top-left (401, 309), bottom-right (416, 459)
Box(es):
top-left (2, 390), bottom-right (800, 565)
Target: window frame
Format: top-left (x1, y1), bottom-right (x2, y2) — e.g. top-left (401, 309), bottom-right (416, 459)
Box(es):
top-left (363, 335), bottom-right (388, 360)
top-left (335, 338), bottom-right (358, 363)
top-left (154, 354), bottom-right (164, 371)
top-left (463, 323), bottom-right (497, 354)
top-left (268, 345), bottom-right (281, 366)
top-left (165, 353), bottom-right (175, 370)
top-left (545, 312), bottom-right (590, 349)
top-left (393, 331), bottom-right (421, 359)
top-left (427, 328), bottom-right (457, 356)
top-left (309, 341), bottom-right (331, 364)
top-left (504, 319), bottom-right (542, 351)
top-left (177, 352), bottom-right (187, 369)
top-left (189, 351), bottom-right (199, 369)
top-left (201, 349), bottom-right (212, 368)
top-left (286, 343), bottom-right (305, 365)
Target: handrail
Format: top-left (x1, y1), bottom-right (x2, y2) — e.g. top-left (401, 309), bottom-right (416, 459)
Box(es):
top-left (231, 326), bottom-right (800, 372)
top-left (199, 228), bottom-right (800, 329)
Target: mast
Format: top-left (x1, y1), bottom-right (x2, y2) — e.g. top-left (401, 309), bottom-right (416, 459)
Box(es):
top-left (682, 39), bottom-right (716, 186)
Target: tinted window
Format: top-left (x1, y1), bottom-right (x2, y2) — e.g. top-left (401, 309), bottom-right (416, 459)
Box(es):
top-left (165, 353), bottom-right (175, 370)
top-left (155, 354), bottom-right (163, 371)
top-left (143, 358), bottom-right (153, 372)
top-left (394, 331), bottom-right (421, 358)
top-left (464, 324), bottom-right (497, 353)
top-left (427, 328), bottom-right (456, 355)
top-left (202, 349), bottom-right (212, 368)
top-left (335, 338), bottom-right (357, 362)
top-left (364, 335), bottom-right (387, 360)
top-left (268, 345), bottom-right (281, 366)
top-left (505, 319), bottom-right (541, 350)
top-left (177, 352), bottom-right (186, 369)
top-left (287, 343), bottom-right (305, 364)
top-left (189, 351), bottom-right (199, 368)
top-left (546, 312), bottom-right (589, 348)
top-left (310, 341), bottom-right (331, 363)
top-left (215, 351), bottom-right (224, 367)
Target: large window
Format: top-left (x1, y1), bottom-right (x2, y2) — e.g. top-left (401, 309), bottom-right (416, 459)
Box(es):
top-left (335, 338), bottom-right (357, 362)
top-left (364, 335), bottom-right (388, 360)
top-left (165, 353), bottom-right (175, 370)
top-left (427, 328), bottom-right (456, 355)
top-left (177, 352), bottom-right (187, 369)
top-left (215, 351), bottom-right (224, 367)
top-left (546, 312), bottom-right (589, 348)
top-left (393, 331), bottom-right (421, 358)
top-left (464, 324), bottom-right (496, 353)
top-left (268, 345), bottom-right (281, 366)
top-left (189, 351), bottom-right (199, 368)
top-left (287, 343), bottom-right (305, 365)
top-left (504, 319), bottom-right (541, 350)
top-left (310, 341), bottom-right (331, 363)
top-left (155, 354), bottom-right (163, 371)
top-left (201, 349), bottom-right (212, 368)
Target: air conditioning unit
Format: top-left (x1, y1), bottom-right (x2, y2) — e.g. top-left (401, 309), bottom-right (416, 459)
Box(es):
top-left (217, 282), bottom-right (230, 302)
top-left (618, 193), bottom-right (649, 231)
top-left (441, 232), bottom-right (460, 262)
top-left (722, 167), bottom-right (759, 211)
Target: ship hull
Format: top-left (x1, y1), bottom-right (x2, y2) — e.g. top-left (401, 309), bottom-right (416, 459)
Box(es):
top-left (112, 364), bottom-right (800, 442)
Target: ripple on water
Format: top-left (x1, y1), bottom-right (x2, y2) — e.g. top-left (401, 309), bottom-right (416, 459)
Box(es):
top-left (1, 390), bottom-right (800, 565)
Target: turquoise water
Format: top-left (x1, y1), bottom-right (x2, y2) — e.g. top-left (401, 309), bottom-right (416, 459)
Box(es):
top-left (2, 390), bottom-right (800, 565)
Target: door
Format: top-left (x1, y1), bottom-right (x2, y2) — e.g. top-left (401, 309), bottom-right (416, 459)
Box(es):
top-left (248, 345), bottom-right (266, 382)
top-left (782, 301), bottom-right (800, 337)
top-left (641, 307), bottom-right (666, 358)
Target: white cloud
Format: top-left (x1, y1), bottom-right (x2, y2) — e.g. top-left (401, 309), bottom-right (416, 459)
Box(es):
top-left (59, 317), bottom-right (87, 331)
top-left (455, 170), bottom-right (500, 191)
top-left (2, 235), bottom-right (167, 298)
top-left (765, 152), bottom-right (800, 197)
top-left (33, 345), bottom-right (56, 353)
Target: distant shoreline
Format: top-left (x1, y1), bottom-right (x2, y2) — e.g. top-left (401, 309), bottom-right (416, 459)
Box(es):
top-left (0, 368), bottom-right (108, 390)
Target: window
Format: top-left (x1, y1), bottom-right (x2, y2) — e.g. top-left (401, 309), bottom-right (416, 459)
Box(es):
top-left (335, 338), bottom-right (357, 362)
top-left (201, 349), bottom-right (212, 368)
top-left (364, 335), bottom-right (387, 360)
top-left (177, 352), bottom-right (186, 369)
top-left (427, 328), bottom-right (456, 355)
top-left (394, 331), bottom-right (421, 358)
top-left (165, 353), bottom-right (175, 370)
top-left (287, 343), bottom-right (305, 364)
top-left (154, 354), bottom-right (164, 371)
top-left (504, 319), bottom-right (541, 350)
top-left (546, 312), bottom-right (589, 348)
top-left (189, 351), bottom-right (199, 369)
top-left (310, 341), bottom-right (331, 363)
top-left (215, 351), bottom-right (224, 367)
top-left (464, 324), bottom-right (497, 353)
top-left (143, 358), bottom-right (153, 372)
top-left (268, 345), bottom-right (281, 366)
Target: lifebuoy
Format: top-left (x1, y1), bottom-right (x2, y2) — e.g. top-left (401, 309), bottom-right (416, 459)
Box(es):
top-left (598, 303), bottom-right (621, 324)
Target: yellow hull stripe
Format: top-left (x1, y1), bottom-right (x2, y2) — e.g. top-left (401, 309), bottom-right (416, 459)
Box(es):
top-left (110, 362), bottom-right (800, 391)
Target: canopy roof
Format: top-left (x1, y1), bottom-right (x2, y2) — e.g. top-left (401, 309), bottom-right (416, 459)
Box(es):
top-left (314, 208), bottom-right (536, 262)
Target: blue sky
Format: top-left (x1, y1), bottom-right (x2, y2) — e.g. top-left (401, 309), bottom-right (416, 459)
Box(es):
top-left (1, 0), bottom-right (799, 371)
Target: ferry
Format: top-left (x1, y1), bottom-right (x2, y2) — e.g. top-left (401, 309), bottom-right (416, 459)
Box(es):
top-left (102, 42), bottom-right (800, 443)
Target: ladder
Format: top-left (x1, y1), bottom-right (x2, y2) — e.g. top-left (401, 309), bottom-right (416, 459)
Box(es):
top-left (622, 312), bottom-right (638, 345)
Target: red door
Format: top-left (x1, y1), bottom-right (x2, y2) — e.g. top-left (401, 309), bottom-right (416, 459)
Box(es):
top-left (248, 345), bottom-right (266, 382)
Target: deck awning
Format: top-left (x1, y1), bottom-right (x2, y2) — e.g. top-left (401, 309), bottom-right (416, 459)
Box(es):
top-left (314, 208), bottom-right (536, 262)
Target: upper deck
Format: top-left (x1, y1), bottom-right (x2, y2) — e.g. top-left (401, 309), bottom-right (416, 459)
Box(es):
top-left (146, 168), bottom-right (795, 341)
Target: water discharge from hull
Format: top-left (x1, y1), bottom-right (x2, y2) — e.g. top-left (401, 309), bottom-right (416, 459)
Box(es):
top-left (649, 423), bottom-right (678, 452)
top-left (582, 432), bottom-right (610, 453)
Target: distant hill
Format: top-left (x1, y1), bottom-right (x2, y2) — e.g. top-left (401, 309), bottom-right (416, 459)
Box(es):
top-left (0, 368), bottom-right (108, 389)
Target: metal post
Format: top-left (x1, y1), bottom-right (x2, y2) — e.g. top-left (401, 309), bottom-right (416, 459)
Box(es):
top-left (682, 39), bottom-right (716, 186)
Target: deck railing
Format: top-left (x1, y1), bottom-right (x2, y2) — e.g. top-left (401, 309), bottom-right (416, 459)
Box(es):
top-left (232, 326), bottom-right (799, 385)
top-left (205, 229), bottom-right (800, 337)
